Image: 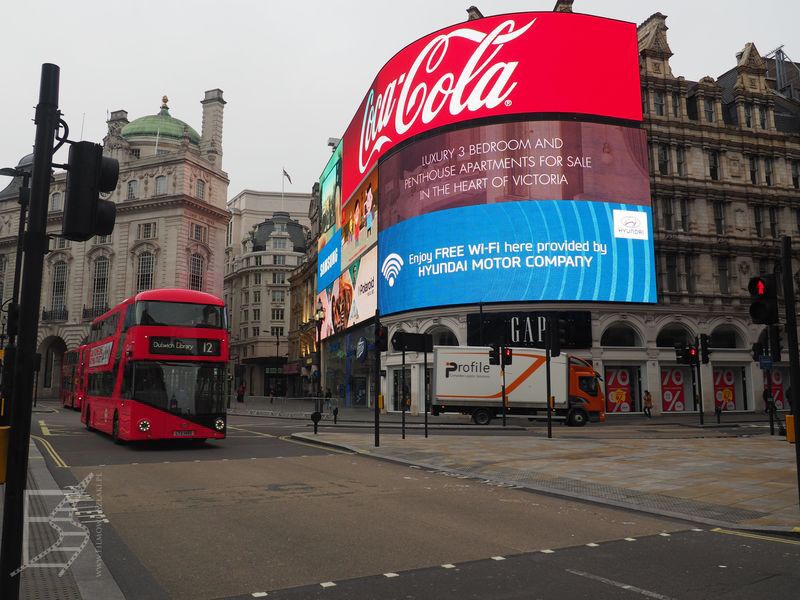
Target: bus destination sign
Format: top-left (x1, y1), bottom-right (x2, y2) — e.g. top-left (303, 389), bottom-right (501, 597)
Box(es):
top-left (149, 337), bottom-right (221, 356)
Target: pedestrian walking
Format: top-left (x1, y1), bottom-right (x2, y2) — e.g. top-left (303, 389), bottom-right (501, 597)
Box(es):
top-left (643, 390), bottom-right (653, 418)
top-left (236, 382), bottom-right (245, 403)
top-left (325, 388), bottom-right (332, 411)
top-left (762, 387), bottom-right (773, 414)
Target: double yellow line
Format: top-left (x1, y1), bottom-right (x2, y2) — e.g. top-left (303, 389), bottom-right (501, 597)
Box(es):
top-left (31, 435), bottom-right (68, 468)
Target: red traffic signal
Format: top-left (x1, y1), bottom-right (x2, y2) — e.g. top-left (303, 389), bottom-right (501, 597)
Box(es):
top-left (502, 346), bottom-right (513, 366)
top-left (748, 275), bottom-right (779, 324)
top-left (375, 324), bottom-right (388, 352)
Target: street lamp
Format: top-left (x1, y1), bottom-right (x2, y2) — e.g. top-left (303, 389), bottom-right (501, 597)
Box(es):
top-left (315, 300), bottom-right (325, 397)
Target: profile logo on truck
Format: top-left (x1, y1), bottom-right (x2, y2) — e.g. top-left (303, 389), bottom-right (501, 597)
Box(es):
top-left (444, 360), bottom-right (490, 378)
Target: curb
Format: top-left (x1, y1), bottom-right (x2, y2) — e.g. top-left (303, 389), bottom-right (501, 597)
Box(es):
top-left (290, 433), bottom-right (800, 536)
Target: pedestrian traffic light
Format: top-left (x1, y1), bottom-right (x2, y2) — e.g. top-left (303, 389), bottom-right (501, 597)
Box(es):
top-left (675, 343), bottom-right (688, 364)
top-left (748, 274), bottom-right (779, 325)
top-left (62, 141), bottom-right (118, 241)
top-left (688, 345), bottom-right (698, 365)
top-left (769, 324), bottom-right (783, 361)
top-left (751, 342), bottom-right (764, 362)
top-left (488, 345), bottom-right (500, 365)
top-left (699, 334), bottom-right (711, 364)
top-left (502, 346), bottom-right (513, 366)
top-left (375, 324), bottom-right (388, 352)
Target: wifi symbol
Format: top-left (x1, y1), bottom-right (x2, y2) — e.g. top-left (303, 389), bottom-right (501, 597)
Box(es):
top-left (381, 253), bottom-right (404, 287)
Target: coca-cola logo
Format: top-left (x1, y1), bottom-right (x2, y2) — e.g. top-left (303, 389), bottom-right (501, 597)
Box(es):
top-left (358, 18), bottom-right (536, 175)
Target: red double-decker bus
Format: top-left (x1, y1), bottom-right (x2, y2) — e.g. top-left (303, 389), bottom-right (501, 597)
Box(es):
top-left (79, 289), bottom-right (229, 442)
top-left (60, 349), bottom-right (81, 409)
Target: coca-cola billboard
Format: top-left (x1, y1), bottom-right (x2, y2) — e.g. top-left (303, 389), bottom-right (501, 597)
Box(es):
top-left (340, 11), bottom-right (642, 202)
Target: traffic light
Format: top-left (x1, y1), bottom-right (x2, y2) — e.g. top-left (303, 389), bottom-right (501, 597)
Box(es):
top-left (549, 316), bottom-right (569, 358)
top-left (488, 345), bottom-right (500, 365)
top-left (375, 324), bottom-right (388, 352)
top-left (751, 342), bottom-right (765, 362)
top-left (502, 346), bottom-right (513, 366)
top-left (688, 345), bottom-right (699, 365)
top-left (675, 343), bottom-right (688, 364)
top-left (62, 141), bottom-right (119, 241)
top-left (769, 324), bottom-right (783, 361)
top-left (748, 274), bottom-right (779, 325)
top-left (699, 334), bottom-right (711, 364)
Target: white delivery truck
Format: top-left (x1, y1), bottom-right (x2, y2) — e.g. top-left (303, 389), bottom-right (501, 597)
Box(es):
top-left (431, 346), bottom-right (605, 426)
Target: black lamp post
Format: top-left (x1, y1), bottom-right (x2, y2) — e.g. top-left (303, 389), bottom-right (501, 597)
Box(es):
top-left (315, 300), bottom-right (324, 398)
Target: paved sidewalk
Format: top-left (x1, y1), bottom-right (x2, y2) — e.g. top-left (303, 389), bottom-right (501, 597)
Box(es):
top-left (293, 428), bottom-right (800, 533)
top-left (0, 443), bottom-right (125, 600)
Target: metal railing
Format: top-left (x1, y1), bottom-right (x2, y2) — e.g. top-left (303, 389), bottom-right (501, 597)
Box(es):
top-left (82, 305), bottom-right (108, 320)
top-left (41, 308), bottom-right (68, 322)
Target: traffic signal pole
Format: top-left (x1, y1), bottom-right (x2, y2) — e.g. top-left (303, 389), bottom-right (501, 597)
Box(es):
top-left (780, 236), bottom-right (800, 508)
top-left (0, 63), bottom-right (60, 599)
top-left (374, 310), bottom-right (380, 448)
top-left (695, 337), bottom-right (704, 426)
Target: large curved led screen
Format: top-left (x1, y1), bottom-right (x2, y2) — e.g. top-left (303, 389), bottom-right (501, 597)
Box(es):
top-left (377, 120), bottom-right (656, 314)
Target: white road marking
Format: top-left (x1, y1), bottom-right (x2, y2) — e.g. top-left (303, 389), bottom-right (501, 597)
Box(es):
top-left (251, 593), bottom-right (268, 598)
top-left (541, 549), bottom-right (554, 554)
top-left (566, 569), bottom-right (676, 600)
top-left (320, 581), bottom-right (336, 588)
top-left (383, 572), bottom-right (399, 578)
top-left (691, 528), bottom-right (704, 532)
top-left (659, 533), bottom-right (671, 537)
top-left (624, 537), bottom-right (637, 541)
top-left (491, 556), bottom-right (505, 561)
top-left (442, 564), bottom-right (456, 569)
top-left (586, 543), bottom-right (599, 547)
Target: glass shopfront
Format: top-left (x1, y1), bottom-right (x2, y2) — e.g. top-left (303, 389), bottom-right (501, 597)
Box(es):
top-left (604, 365), bottom-right (643, 413)
top-left (712, 366), bottom-right (749, 411)
top-left (660, 366), bottom-right (694, 412)
top-left (322, 322), bottom-right (376, 408)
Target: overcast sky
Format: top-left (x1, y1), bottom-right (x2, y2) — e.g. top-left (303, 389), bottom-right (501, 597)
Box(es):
top-left (1, 1), bottom-right (797, 198)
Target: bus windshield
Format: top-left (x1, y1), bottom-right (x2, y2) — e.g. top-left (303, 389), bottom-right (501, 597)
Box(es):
top-left (126, 362), bottom-right (226, 415)
top-left (134, 301), bottom-right (225, 329)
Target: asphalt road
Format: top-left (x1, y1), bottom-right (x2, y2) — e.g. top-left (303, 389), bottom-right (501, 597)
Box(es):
top-left (29, 400), bottom-right (800, 600)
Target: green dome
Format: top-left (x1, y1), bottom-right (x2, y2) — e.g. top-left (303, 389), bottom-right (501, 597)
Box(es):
top-left (121, 96), bottom-right (200, 144)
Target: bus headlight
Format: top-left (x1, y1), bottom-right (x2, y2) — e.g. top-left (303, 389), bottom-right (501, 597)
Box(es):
top-left (138, 419), bottom-right (151, 432)
top-left (214, 418), bottom-right (225, 431)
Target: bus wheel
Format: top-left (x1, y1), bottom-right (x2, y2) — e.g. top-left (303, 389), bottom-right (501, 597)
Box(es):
top-left (112, 413), bottom-right (123, 444)
top-left (472, 408), bottom-right (492, 426)
top-left (85, 407), bottom-right (93, 432)
top-left (568, 409), bottom-right (588, 427)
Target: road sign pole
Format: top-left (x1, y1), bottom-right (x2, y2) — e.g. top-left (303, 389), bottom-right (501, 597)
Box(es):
top-left (401, 349), bottom-right (406, 440)
top-left (546, 318), bottom-right (553, 439)
top-left (695, 337), bottom-right (704, 426)
top-left (780, 236), bottom-right (800, 508)
top-left (423, 348), bottom-right (428, 439)
top-left (374, 310), bottom-right (380, 448)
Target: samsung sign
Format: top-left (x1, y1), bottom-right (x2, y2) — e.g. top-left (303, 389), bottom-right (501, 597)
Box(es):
top-left (317, 229), bottom-right (342, 292)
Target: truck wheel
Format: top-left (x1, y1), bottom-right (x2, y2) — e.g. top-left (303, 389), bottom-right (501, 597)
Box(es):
top-left (472, 408), bottom-right (492, 426)
top-left (568, 409), bottom-right (588, 427)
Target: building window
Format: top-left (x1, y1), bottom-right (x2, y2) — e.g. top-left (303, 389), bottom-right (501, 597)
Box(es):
top-left (708, 150), bottom-right (720, 180)
top-left (92, 256), bottom-right (109, 310)
top-left (51, 261), bottom-right (67, 311)
top-left (680, 198), bottom-right (689, 232)
top-left (769, 207), bottom-right (778, 238)
top-left (56, 237), bottom-right (69, 250)
top-left (704, 97), bottom-right (715, 122)
top-left (662, 198), bottom-right (674, 231)
top-left (94, 234), bottom-right (112, 244)
top-left (796, 208), bottom-right (800, 234)
top-left (189, 253), bottom-right (204, 291)
top-left (50, 192), bottom-right (62, 212)
top-left (665, 254), bottom-right (678, 292)
top-left (671, 92), bottom-right (680, 117)
top-left (273, 255), bottom-right (286, 265)
top-left (273, 238), bottom-right (287, 249)
top-left (744, 103), bottom-right (753, 127)
top-left (676, 147), bottom-right (685, 176)
top-left (272, 290), bottom-right (285, 303)
top-left (713, 201), bottom-right (725, 235)
top-left (764, 157), bottom-right (773, 186)
top-left (759, 105), bottom-right (767, 129)
top-left (226, 222), bottom-right (232, 247)
top-left (252, 327), bottom-right (260, 337)
top-left (253, 308), bottom-right (260, 321)
top-left (718, 257), bottom-right (730, 295)
top-left (253, 290), bottom-right (261, 303)
top-left (657, 144), bottom-right (670, 175)
top-left (0, 256), bottom-right (5, 306)
top-left (271, 326), bottom-right (284, 337)
top-left (754, 206), bottom-right (763, 237)
top-left (136, 252), bottom-right (154, 292)
top-left (137, 222), bottom-right (157, 239)
top-left (273, 272), bottom-right (285, 284)
top-left (196, 180), bottom-right (206, 200)
top-left (191, 223), bottom-right (207, 242)
top-left (641, 88), bottom-right (649, 114)
top-left (131, 149), bottom-right (140, 159)
top-left (792, 160), bottom-right (800, 189)
top-left (684, 255), bottom-right (695, 294)
top-left (155, 175), bottom-right (167, 196)
top-left (243, 309), bottom-right (249, 322)
top-left (127, 180), bottom-right (138, 200)
top-left (254, 255), bottom-right (262, 266)
top-left (254, 273), bottom-right (262, 285)
top-left (271, 308), bottom-right (284, 321)
top-left (749, 156), bottom-right (759, 184)
top-left (654, 90), bottom-right (665, 116)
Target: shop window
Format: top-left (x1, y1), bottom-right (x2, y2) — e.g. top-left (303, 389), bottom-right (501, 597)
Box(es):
top-left (600, 324), bottom-right (642, 347)
top-left (656, 325), bottom-right (693, 347)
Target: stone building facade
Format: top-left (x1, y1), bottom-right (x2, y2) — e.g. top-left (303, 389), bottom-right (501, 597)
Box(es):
top-left (0, 91), bottom-right (229, 398)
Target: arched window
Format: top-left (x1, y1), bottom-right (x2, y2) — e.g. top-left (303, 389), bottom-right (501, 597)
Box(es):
top-left (601, 323), bottom-right (643, 347)
top-left (155, 175), bottom-right (167, 196)
top-left (427, 326), bottom-right (458, 346)
top-left (656, 324), bottom-right (693, 347)
top-left (50, 192), bottom-right (62, 211)
top-left (136, 252), bottom-right (154, 292)
top-left (189, 253), bottom-right (204, 291)
top-left (92, 256), bottom-right (109, 311)
top-left (709, 325), bottom-right (745, 349)
top-left (51, 261), bottom-right (67, 311)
